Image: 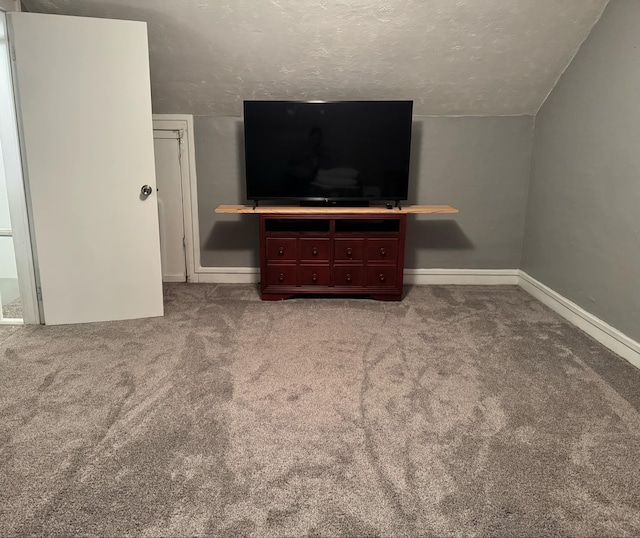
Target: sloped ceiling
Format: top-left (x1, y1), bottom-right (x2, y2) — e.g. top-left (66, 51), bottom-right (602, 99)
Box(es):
top-left (22, 0), bottom-right (609, 116)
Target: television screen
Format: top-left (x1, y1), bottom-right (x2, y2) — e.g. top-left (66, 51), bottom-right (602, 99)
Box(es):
top-left (243, 100), bottom-right (413, 204)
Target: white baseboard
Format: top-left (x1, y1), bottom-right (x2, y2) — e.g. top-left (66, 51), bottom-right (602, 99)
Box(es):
top-left (194, 267), bottom-right (260, 284)
top-left (0, 318), bottom-right (22, 325)
top-left (404, 268), bottom-right (520, 285)
top-left (162, 275), bottom-right (187, 283)
top-left (518, 271), bottom-right (640, 369)
top-left (194, 267), bottom-right (520, 286)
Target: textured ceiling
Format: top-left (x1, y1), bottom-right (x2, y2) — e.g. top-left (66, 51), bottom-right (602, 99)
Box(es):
top-left (22, 0), bottom-right (609, 116)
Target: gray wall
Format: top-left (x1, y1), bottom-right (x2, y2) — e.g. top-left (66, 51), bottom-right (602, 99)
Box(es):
top-left (195, 115), bottom-right (534, 270)
top-left (522, 0), bottom-right (640, 341)
top-left (194, 116), bottom-right (259, 269)
top-left (0, 1), bottom-right (18, 12)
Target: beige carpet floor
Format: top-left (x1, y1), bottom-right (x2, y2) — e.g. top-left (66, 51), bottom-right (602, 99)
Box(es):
top-left (0, 284), bottom-right (639, 537)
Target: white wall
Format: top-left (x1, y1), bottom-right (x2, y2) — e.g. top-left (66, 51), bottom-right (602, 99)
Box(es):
top-left (0, 237), bottom-right (18, 278)
top-left (0, 143), bottom-right (17, 279)
top-left (0, 144), bottom-right (9, 228)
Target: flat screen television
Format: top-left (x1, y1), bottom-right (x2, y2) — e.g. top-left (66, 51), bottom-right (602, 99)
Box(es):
top-left (243, 100), bottom-right (413, 205)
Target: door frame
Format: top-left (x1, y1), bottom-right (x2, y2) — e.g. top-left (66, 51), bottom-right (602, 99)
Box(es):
top-left (152, 115), bottom-right (198, 283)
top-left (0, 11), bottom-right (39, 324)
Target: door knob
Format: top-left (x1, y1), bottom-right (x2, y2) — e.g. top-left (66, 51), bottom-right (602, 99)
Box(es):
top-left (141, 185), bottom-right (153, 196)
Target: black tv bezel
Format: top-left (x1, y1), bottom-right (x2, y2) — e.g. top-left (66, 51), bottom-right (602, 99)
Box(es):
top-left (242, 100), bottom-right (413, 205)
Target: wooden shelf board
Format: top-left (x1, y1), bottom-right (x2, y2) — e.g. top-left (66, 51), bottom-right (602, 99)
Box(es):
top-left (215, 204), bottom-right (458, 215)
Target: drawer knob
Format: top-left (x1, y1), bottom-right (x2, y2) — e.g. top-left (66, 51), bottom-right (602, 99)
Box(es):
top-left (379, 273), bottom-right (386, 282)
top-left (346, 273), bottom-right (352, 282)
top-left (279, 272), bottom-right (285, 282)
top-left (312, 273), bottom-right (318, 282)
top-left (346, 247), bottom-right (353, 256)
top-left (312, 247), bottom-right (318, 256)
top-left (379, 247), bottom-right (386, 256)
top-left (278, 247), bottom-right (284, 256)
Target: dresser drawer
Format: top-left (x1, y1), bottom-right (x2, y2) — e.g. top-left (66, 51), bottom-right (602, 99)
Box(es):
top-left (299, 265), bottom-right (330, 286)
top-left (334, 238), bottom-right (365, 261)
top-left (266, 238), bottom-right (297, 261)
top-left (333, 265), bottom-right (364, 287)
top-left (366, 265), bottom-right (398, 288)
top-left (366, 239), bottom-right (398, 261)
top-left (299, 238), bottom-right (330, 262)
top-left (266, 264), bottom-right (297, 287)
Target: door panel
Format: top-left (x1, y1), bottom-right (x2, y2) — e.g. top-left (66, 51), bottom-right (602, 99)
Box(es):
top-left (8, 13), bottom-right (163, 324)
top-left (154, 132), bottom-right (186, 282)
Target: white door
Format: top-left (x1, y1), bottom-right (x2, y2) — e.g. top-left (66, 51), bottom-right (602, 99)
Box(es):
top-left (154, 131), bottom-right (187, 282)
top-left (8, 13), bottom-right (163, 325)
